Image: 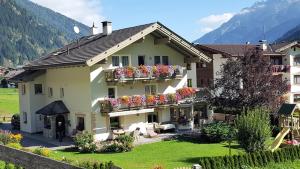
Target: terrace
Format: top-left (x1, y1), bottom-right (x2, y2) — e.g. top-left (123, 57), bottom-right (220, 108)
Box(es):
top-left (105, 65), bottom-right (185, 83)
top-left (271, 65), bottom-right (290, 74)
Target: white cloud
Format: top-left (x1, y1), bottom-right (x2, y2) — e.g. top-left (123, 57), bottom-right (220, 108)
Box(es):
top-left (30, 0), bottom-right (105, 29)
top-left (197, 13), bottom-right (234, 34)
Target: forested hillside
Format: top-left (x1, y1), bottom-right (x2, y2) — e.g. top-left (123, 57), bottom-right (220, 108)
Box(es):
top-left (0, 0), bottom-right (89, 67)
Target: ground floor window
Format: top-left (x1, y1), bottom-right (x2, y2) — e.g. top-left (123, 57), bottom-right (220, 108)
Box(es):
top-left (148, 113), bottom-right (158, 123)
top-left (76, 117), bottom-right (85, 131)
top-left (23, 112), bottom-right (27, 124)
top-left (110, 117), bottom-right (120, 130)
top-left (44, 116), bottom-right (51, 129)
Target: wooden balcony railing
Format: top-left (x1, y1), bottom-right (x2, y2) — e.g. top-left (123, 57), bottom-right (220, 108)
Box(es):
top-left (100, 87), bottom-right (197, 113)
top-left (105, 65), bottom-right (184, 82)
top-left (272, 65), bottom-right (290, 73)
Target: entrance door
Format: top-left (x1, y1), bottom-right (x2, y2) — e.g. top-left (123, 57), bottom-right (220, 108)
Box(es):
top-left (56, 115), bottom-right (66, 139)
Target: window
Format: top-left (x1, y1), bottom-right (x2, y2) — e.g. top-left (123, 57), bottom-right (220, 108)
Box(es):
top-left (294, 57), bottom-right (300, 66)
top-left (187, 79), bottom-right (192, 87)
top-left (294, 94), bottom-right (300, 103)
top-left (110, 117), bottom-right (120, 130)
top-left (187, 63), bottom-right (191, 70)
top-left (21, 84), bottom-right (26, 95)
top-left (44, 116), bottom-right (51, 129)
top-left (112, 56), bottom-right (119, 67)
top-left (60, 88), bottom-right (64, 98)
top-left (154, 56), bottom-right (161, 65)
top-left (145, 85), bottom-right (157, 95)
top-left (121, 56), bottom-right (129, 67)
top-left (48, 87), bottom-right (53, 97)
top-left (76, 117), bottom-right (85, 131)
top-left (23, 112), bottom-right (27, 124)
top-left (162, 56), bottom-right (169, 65)
top-left (148, 113), bottom-right (158, 123)
top-left (295, 75), bottom-right (300, 84)
top-left (138, 56), bottom-right (145, 65)
top-left (108, 88), bottom-right (116, 98)
top-left (34, 84), bottom-right (43, 94)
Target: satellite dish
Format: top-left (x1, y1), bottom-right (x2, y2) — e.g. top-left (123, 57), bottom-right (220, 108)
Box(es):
top-left (73, 26), bottom-right (80, 34)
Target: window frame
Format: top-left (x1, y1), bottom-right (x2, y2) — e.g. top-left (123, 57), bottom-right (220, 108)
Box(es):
top-left (294, 94), bottom-right (300, 103)
top-left (23, 112), bottom-right (27, 124)
top-left (294, 57), bottom-right (300, 66)
top-left (121, 56), bottom-right (129, 67)
top-left (154, 56), bottom-right (161, 65)
top-left (295, 75), bottom-right (300, 84)
top-left (112, 56), bottom-right (120, 67)
top-left (162, 56), bottom-right (169, 65)
top-left (187, 79), bottom-right (193, 87)
top-left (145, 84), bottom-right (157, 95)
top-left (60, 88), bottom-right (64, 98)
top-left (110, 117), bottom-right (120, 130)
top-left (21, 84), bottom-right (26, 95)
top-left (34, 84), bottom-right (43, 95)
top-left (48, 87), bottom-right (53, 97)
top-left (138, 55), bottom-right (145, 66)
top-left (108, 87), bottom-right (117, 98)
top-left (76, 116), bottom-right (85, 131)
top-left (147, 112), bottom-right (158, 123)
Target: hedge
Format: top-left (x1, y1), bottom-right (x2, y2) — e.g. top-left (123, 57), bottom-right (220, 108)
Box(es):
top-left (198, 146), bottom-right (300, 169)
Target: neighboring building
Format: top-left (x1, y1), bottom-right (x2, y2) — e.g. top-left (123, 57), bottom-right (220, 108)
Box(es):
top-left (10, 22), bottom-right (211, 141)
top-left (195, 41), bottom-right (300, 107)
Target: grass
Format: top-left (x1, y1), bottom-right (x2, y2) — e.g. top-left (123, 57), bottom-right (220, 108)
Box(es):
top-left (51, 140), bottom-right (243, 169)
top-left (0, 88), bottom-right (19, 116)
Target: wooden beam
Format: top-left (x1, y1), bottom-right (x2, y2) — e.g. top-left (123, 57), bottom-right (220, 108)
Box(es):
top-left (154, 37), bottom-right (171, 45)
top-left (134, 36), bottom-right (145, 44)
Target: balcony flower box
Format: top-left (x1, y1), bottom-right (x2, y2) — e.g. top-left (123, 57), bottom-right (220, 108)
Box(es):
top-left (146, 95), bottom-right (156, 106)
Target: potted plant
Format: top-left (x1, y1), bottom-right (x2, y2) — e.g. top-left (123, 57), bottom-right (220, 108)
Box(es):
top-left (120, 96), bottom-right (131, 108)
top-left (146, 95), bottom-right (156, 106)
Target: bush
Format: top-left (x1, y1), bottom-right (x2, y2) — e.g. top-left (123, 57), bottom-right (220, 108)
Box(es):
top-left (33, 147), bottom-right (51, 157)
top-left (202, 122), bottom-right (233, 143)
top-left (198, 146), bottom-right (300, 169)
top-left (6, 143), bottom-right (22, 150)
top-left (0, 130), bottom-right (11, 145)
top-left (235, 108), bottom-right (271, 152)
top-left (102, 135), bottom-right (134, 153)
top-left (77, 161), bottom-right (114, 169)
top-left (73, 132), bottom-right (97, 153)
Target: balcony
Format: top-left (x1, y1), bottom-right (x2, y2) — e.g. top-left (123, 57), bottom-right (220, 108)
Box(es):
top-left (99, 87), bottom-right (196, 113)
top-left (272, 65), bottom-right (290, 74)
top-left (105, 65), bottom-right (184, 83)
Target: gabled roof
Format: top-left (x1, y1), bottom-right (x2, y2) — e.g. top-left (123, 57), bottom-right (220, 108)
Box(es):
top-left (278, 103), bottom-right (297, 116)
top-left (196, 44), bottom-right (257, 57)
top-left (24, 22), bottom-right (211, 69)
top-left (271, 41), bottom-right (300, 52)
top-left (36, 101), bottom-right (70, 116)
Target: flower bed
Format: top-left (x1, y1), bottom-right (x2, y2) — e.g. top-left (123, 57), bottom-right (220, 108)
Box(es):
top-left (113, 65), bottom-right (183, 80)
top-left (102, 87), bottom-right (196, 110)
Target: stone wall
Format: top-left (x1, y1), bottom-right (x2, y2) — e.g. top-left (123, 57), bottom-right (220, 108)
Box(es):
top-left (0, 145), bottom-right (82, 169)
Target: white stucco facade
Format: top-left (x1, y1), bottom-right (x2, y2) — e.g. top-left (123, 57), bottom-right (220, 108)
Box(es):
top-left (19, 34), bottom-right (199, 141)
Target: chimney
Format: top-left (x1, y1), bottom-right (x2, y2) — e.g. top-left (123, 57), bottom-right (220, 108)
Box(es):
top-left (259, 40), bottom-right (268, 51)
top-left (102, 21), bottom-right (112, 36)
top-left (90, 22), bottom-right (97, 35)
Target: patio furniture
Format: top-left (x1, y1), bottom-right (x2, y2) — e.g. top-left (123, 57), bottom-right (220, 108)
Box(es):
top-left (112, 129), bottom-right (125, 139)
top-left (154, 122), bottom-right (176, 133)
top-left (146, 128), bottom-right (158, 138)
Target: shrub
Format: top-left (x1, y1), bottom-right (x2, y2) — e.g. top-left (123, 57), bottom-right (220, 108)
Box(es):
top-left (202, 122), bottom-right (233, 143)
top-left (102, 135), bottom-right (134, 153)
top-left (73, 132), bottom-right (97, 153)
top-left (0, 130), bottom-right (12, 145)
top-left (77, 161), bottom-right (114, 169)
top-left (235, 108), bottom-right (271, 152)
top-left (6, 143), bottom-right (22, 150)
top-left (9, 134), bottom-right (22, 143)
top-left (33, 147), bottom-right (51, 157)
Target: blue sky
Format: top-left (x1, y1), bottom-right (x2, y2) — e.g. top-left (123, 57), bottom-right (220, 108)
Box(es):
top-left (32, 0), bottom-right (258, 41)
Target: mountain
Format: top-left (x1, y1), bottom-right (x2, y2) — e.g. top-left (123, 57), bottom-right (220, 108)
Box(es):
top-left (276, 24), bottom-right (300, 42)
top-left (195, 0), bottom-right (300, 44)
top-left (0, 0), bottom-right (90, 67)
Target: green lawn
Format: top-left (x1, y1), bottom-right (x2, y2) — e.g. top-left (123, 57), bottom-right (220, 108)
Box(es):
top-left (0, 88), bottom-right (19, 116)
top-left (51, 140), bottom-right (243, 169)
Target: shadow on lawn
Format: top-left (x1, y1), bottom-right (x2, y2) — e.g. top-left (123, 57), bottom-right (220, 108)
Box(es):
top-left (60, 147), bottom-right (130, 155)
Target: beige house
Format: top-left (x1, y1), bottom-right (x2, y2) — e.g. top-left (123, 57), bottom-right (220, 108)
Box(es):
top-left (196, 41), bottom-right (300, 108)
top-left (11, 22), bottom-right (211, 141)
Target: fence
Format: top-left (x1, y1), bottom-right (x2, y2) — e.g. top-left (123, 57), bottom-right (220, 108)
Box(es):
top-left (0, 145), bottom-right (82, 169)
top-left (0, 116), bottom-right (12, 123)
